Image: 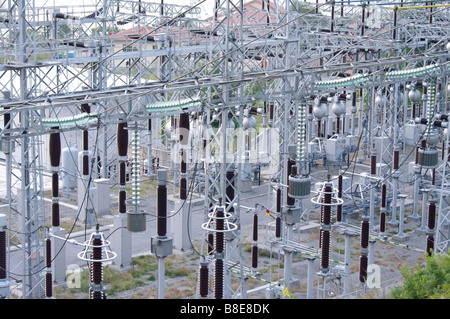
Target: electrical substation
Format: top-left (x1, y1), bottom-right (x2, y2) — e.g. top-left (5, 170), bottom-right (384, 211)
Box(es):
top-left (0, 0), bottom-right (449, 300)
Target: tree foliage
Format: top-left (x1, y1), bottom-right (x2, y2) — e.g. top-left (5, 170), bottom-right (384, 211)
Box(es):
top-left (390, 252), bottom-right (450, 299)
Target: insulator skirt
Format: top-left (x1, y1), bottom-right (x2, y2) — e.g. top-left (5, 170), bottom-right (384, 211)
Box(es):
top-left (90, 237), bottom-right (103, 285)
top-left (0, 231), bottom-right (6, 279)
top-left (52, 203), bottom-right (60, 228)
top-left (253, 214), bottom-right (258, 241)
top-left (46, 273), bottom-right (52, 298)
top-left (276, 188), bottom-right (281, 212)
top-left (46, 238), bottom-right (52, 268)
top-left (252, 245), bottom-right (258, 269)
top-left (380, 212), bottom-right (386, 233)
top-left (427, 202), bottom-right (436, 230)
top-left (49, 130), bottom-right (61, 168)
top-left (214, 259), bottom-right (224, 299)
top-left (275, 216), bottom-right (281, 238)
top-left (321, 231), bottom-right (330, 270)
top-left (180, 177), bottom-right (187, 200)
top-left (393, 149), bottom-right (399, 170)
top-left (360, 220), bottom-right (369, 249)
top-left (359, 255), bottom-right (368, 282)
top-left (117, 122), bottom-right (128, 157)
top-left (52, 173), bottom-right (59, 198)
top-left (199, 264), bottom-right (209, 297)
top-left (370, 154), bottom-right (376, 175)
top-left (157, 185), bottom-right (167, 237)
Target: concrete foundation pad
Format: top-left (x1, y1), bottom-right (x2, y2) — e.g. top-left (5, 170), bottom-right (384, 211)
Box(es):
top-left (392, 234), bottom-right (410, 242)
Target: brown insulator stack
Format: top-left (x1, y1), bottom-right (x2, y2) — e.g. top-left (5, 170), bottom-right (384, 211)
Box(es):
top-left (214, 206), bottom-right (225, 299)
top-left (49, 127), bottom-right (61, 228)
top-left (0, 219), bottom-right (7, 290)
top-left (157, 175), bottom-right (167, 237)
top-left (320, 182), bottom-right (332, 272)
top-left (276, 187), bottom-right (281, 239)
top-left (426, 198), bottom-right (436, 256)
top-left (359, 218), bottom-right (370, 283)
top-left (89, 232), bottom-right (106, 299)
top-left (81, 103), bottom-right (90, 177)
top-left (380, 184), bottom-right (386, 233)
top-left (117, 122), bottom-right (128, 215)
top-left (45, 238), bottom-right (52, 298)
top-left (252, 213), bottom-right (258, 269)
top-left (199, 261), bottom-right (209, 298)
top-left (179, 112), bottom-right (189, 200)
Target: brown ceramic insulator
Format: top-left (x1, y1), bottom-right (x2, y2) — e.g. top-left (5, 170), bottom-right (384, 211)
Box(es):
top-left (269, 102), bottom-right (274, 121)
top-left (359, 255), bottom-right (368, 282)
top-left (157, 184), bottom-right (167, 237)
top-left (381, 184), bottom-right (386, 208)
top-left (90, 237), bottom-right (103, 285)
top-left (215, 208), bottom-right (224, 253)
top-left (52, 203), bottom-right (60, 228)
top-left (370, 154), bottom-right (376, 175)
top-left (275, 216), bottom-right (281, 238)
top-left (83, 130), bottom-right (88, 151)
top-left (380, 211), bottom-right (386, 233)
top-left (252, 245), bottom-right (258, 269)
top-left (253, 214), bottom-right (258, 241)
top-left (46, 272), bottom-right (52, 298)
top-left (361, 220), bottom-right (369, 249)
top-left (82, 153), bottom-right (89, 176)
top-left (427, 202), bottom-right (436, 230)
top-left (199, 264), bottom-right (209, 298)
top-left (180, 177), bottom-right (187, 200)
top-left (214, 259), bottom-right (223, 299)
top-left (117, 122), bottom-right (128, 157)
top-left (393, 149), bottom-right (399, 170)
top-left (0, 231), bottom-right (6, 279)
top-left (321, 231), bottom-right (330, 270)
top-left (276, 188), bottom-right (281, 212)
top-left (49, 129), bottom-right (61, 168)
top-left (46, 238), bottom-right (52, 268)
top-left (119, 191), bottom-right (126, 214)
top-left (52, 173), bottom-right (59, 198)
